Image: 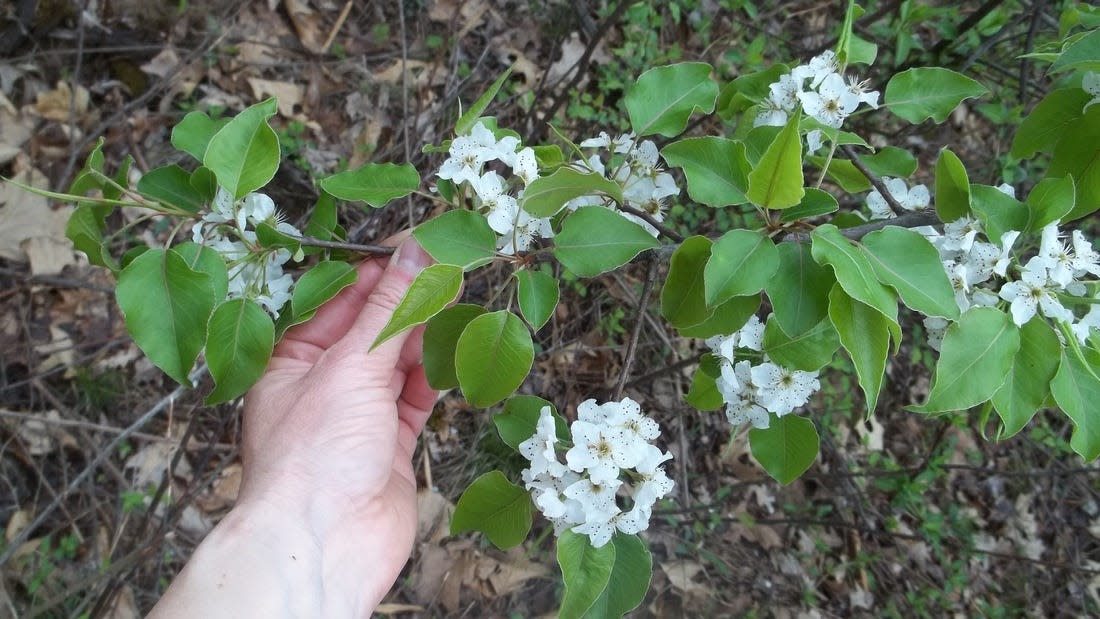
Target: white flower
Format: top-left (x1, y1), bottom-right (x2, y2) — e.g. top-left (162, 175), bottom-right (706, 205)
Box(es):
top-left (563, 477), bottom-right (622, 520)
top-left (798, 72), bottom-right (860, 128)
top-left (750, 362), bottom-right (820, 416)
top-left (211, 186), bottom-right (236, 221)
top-left (866, 177), bottom-right (930, 219)
top-left (486, 197), bottom-right (553, 255)
top-left (768, 74), bottom-right (802, 111)
top-left (1034, 222), bottom-right (1076, 287)
top-left (579, 132), bottom-right (612, 148)
top-left (256, 271), bottom-right (293, 318)
top-left (437, 136), bottom-right (490, 186)
top-left (513, 147), bottom-right (539, 186)
top-left (998, 265), bottom-right (1074, 326)
top-left (238, 192), bottom-right (275, 230)
top-left (1071, 230), bottom-right (1100, 277)
top-left (806, 129), bottom-right (824, 154)
top-left (923, 316), bottom-right (950, 352)
top-left (941, 217), bottom-right (982, 254)
top-left (754, 98), bottom-right (788, 127)
top-left (791, 50), bottom-right (839, 89)
top-left (1072, 303), bottom-right (1100, 344)
top-left (1084, 72), bottom-right (1100, 112)
top-left (721, 361), bottom-right (770, 428)
top-left (519, 406), bottom-right (569, 478)
top-left (845, 75), bottom-right (880, 109)
top-left (612, 133), bottom-right (635, 154)
top-left (571, 514), bottom-right (617, 548)
top-left (565, 421), bottom-right (631, 485)
top-left (996, 183), bottom-right (1016, 198)
top-left (993, 230), bottom-right (1020, 277)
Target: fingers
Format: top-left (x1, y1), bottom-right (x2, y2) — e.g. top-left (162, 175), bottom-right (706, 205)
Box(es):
top-left (396, 364), bottom-right (437, 457)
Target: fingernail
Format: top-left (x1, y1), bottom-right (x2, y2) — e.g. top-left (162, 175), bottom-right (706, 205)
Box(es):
top-left (394, 237), bottom-right (431, 272)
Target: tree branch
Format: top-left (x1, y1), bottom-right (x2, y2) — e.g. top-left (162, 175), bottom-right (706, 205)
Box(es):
top-left (298, 236), bottom-right (396, 255)
top-left (612, 257), bottom-right (659, 401)
top-left (839, 144), bottom-right (906, 216)
top-left (618, 204), bottom-right (685, 243)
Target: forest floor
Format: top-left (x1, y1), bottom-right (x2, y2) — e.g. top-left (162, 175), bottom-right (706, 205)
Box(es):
top-left (0, 1), bottom-right (1098, 617)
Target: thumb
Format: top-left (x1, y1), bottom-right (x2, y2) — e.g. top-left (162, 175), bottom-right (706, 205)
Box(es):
top-left (346, 236), bottom-right (434, 368)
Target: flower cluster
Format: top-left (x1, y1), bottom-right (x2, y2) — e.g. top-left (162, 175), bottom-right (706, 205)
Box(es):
top-left (191, 187), bottom-right (301, 318)
top-left (705, 316), bottom-right (821, 429)
top-left (756, 50), bottom-right (880, 130)
top-left (436, 121), bottom-right (547, 254)
top-left (519, 399), bottom-right (674, 548)
top-left (565, 132), bottom-right (680, 237)
top-left (865, 177), bottom-right (931, 220)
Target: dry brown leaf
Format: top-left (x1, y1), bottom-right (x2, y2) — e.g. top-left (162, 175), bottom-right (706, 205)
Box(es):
top-left (372, 59), bottom-right (446, 88)
top-left (196, 462), bottom-right (242, 513)
top-left (4, 509), bottom-right (30, 543)
top-left (125, 442), bottom-right (191, 490)
top-left (31, 81), bottom-right (91, 124)
top-left (23, 236), bottom-right (76, 276)
top-left (247, 78), bottom-right (305, 117)
top-left (375, 603), bottom-right (426, 615)
top-left (546, 33), bottom-right (611, 85)
top-left (413, 543), bottom-right (455, 605)
top-left (416, 488), bottom-right (454, 543)
top-left (428, 0), bottom-right (490, 37)
top-left (14, 409), bottom-right (76, 455)
top-left (0, 163), bottom-right (73, 265)
top-left (35, 327), bottom-right (75, 374)
top-left (0, 92), bottom-right (30, 166)
top-left (482, 552), bottom-right (549, 596)
top-left (663, 559), bottom-right (709, 598)
top-left (284, 0), bottom-right (326, 54)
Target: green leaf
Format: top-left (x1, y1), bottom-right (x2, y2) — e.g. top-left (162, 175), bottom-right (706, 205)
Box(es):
top-left (1049, 106), bottom-right (1100, 222)
top-left (171, 111), bottom-right (226, 162)
top-left (746, 113), bottom-right (804, 210)
top-left (884, 68), bottom-right (988, 124)
top-left (625, 62), bottom-right (718, 137)
top-left (413, 210), bottom-right (497, 269)
top-left (172, 242), bottom-right (229, 302)
top-left (515, 268), bottom-right (559, 330)
top-left (810, 225), bottom-right (899, 333)
top-left (554, 207), bottom-right (660, 277)
top-left (912, 308), bottom-right (1020, 413)
top-left (828, 285), bottom-right (890, 416)
top-left (136, 165), bottom-right (204, 212)
top-left (371, 264), bottom-right (463, 349)
top-left (205, 299), bottom-right (275, 404)
top-left (582, 535), bottom-right (652, 619)
top-left (116, 249), bottom-right (215, 385)
top-left (1010, 88), bottom-right (1088, 159)
top-left (660, 137), bottom-right (749, 207)
top-left (521, 167), bottom-right (624, 218)
top-left (290, 261), bottom-right (357, 321)
top-left (65, 205), bottom-right (114, 270)
top-left (686, 359), bottom-right (724, 411)
top-left (847, 34), bottom-right (878, 66)
top-left (765, 242), bottom-right (835, 337)
top-left (1026, 176), bottom-right (1076, 232)
top-left (451, 471), bottom-right (533, 549)
top-left (970, 184), bottom-right (1029, 244)
top-left (456, 67), bottom-right (513, 135)
top-left (304, 192), bottom-right (338, 244)
top-left (780, 187), bottom-right (839, 222)
top-left (934, 149), bottom-right (971, 222)
top-left (557, 530), bottom-right (617, 619)
top-left (861, 227), bottom-right (960, 320)
top-left (494, 396), bottom-right (568, 450)
top-left (678, 294), bottom-right (760, 339)
top-left (423, 304), bottom-right (486, 390)
top-left (320, 162), bottom-right (420, 208)
top-left (749, 415), bottom-right (819, 485)
top-left (661, 236), bottom-right (713, 330)
top-left (455, 311), bottom-right (534, 407)
top-left (763, 316), bottom-right (839, 372)
top-left (835, 0), bottom-right (862, 66)
top-left (861, 146), bottom-right (918, 179)
top-left (716, 65), bottom-right (787, 120)
top-left (1051, 348), bottom-right (1100, 461)
top-left (704, 230), bottom-right (778, 306)
top-left (190, 166), bottom-right (217, 202)
top-left (809, 157), bottom-right (870, 193)
top-left (203, 99), bottom-right (280, 199)
top-left (1050, 28), bottom-right (1100, 73)
top-left (992, 318), bottom-right (1060, 439)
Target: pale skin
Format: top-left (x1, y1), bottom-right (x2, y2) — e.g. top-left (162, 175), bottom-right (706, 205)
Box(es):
top-left (151, 233), bottom-right (436, 618)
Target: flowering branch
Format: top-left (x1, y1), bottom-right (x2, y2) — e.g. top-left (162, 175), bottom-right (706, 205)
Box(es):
top-left (779, 210), bottom-right (941, 243)
top-left (618, 204), bottom-right (685, 243)
top-left (839, 144), bottom-right (906, 216)
top-left (298, 236), bottom-right (396, 256)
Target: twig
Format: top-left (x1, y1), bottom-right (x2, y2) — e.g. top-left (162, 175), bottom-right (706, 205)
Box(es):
top-left (299, 236), bottom-right (396, 255)
top-left (0, 408), bottom-right (232, 449)
top-left (320, 0), bottom-right (353, 54)
top-left (0, 364), bottom-right (208, 567)
top-left (839, 144), bottom-right (905, 215)
top-left (0, 266), bottom-right (114, 293)
top-left (396, 0), bottom-right (414, 228)
top-left (618, 204), bottom-right (685, 243)
top-left (929, 0), bottom-right (1006, 57)
top-left (612, 258), bottom-right (659, 400)
top-left (1018, 1), bottom-right (1044, 104)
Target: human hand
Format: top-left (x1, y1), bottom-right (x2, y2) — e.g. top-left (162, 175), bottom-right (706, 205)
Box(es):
top-left (151, 233), bottom-right (437, 618)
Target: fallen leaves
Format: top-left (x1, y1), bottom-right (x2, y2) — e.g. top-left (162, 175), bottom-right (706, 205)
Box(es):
top-left (0, 160), bottom-right (76, 275)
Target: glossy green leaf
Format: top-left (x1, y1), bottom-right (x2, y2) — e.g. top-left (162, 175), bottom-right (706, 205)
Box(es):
top-left (660, 137), bottom-right (749, 206)
top-left (515, 268), bottom-right (559, 330)
top-left (582, 534), bottom-right (652, 619)
top-left (1010, 88), bottom-right (1088, 159)
top-left (203, 99), bottom-right (280, 200)
top-left (934, 148), bottom-right (971, 222)
top-left (451, 471), bottom-right (533, 549)
top-left (290, 261), bottom-right (357, 321)
top-left (423, 304), bottom-right (486, 390)
top-left (828, 285), bottom-right (890, 416)
top-left (413, 210), bottom-right (497, 269)
top-left (992, 318), bottom-right (1060, 439)
top-left (456, 67), bottom-right (513, 135)
top-left (764, 242), bottom-right (835, 337)
top-left (716, 65), bottom-right (786, 119)
top-left (763, 316), bottom-right (839, 372)
top-left (1050, 28), bottom-right (1100, 73)
top-left (678, 294), bottom-right (760, 339)
top-left (970, 184), bottom-right (1029, 244)
top-left (172, 242), bottom-right (229, 302)
top-left (704, 230), bottom-right (779, 306)
top-left (780, 187), bottom-right (839, 222)
top-left (1026, 176), bottom-right (1076, 232)
top-left (521, 167), bottom-right (623, 218)
top-left (912, 307), bottom-right (1020, 413)
top-left (554, 207), bottom-right (660, 277)
top-left (1051, 348), bottom-right (1100, 461)
top-left (1049, 106), bottom-right (1100, 222)
top-left (749, 415), bottom-right (819, 485)
top-left (884, 68), bottom-right (988, 124)
top-left (809, 157), bottom-right (871, 193)
top-left (320, 162), bottom-right (420, 208)
top-left (171, 111), bottom-right (227, 162)
top-left (116, 249), bottom-right (215, 385)
top-left (661, 236), bottom-right (713, 330)
top-left (686, 360), bottom-right (724, 411)
top-left (747, 113), bottom-right (804, 209)
top-left (861, 146), bottom-right (918, 179)
top-left (455, 311), bottom-right (534, 407)
top-left (65, 204), bottom-right (114, 270)
top-left (494, 396), bottom-right (569, 451)
top-left (625, 62), bottom-right (718, 137)
top-left (136, 165), bottom-right (204, 212)
top-left (371, 264), bottom-right (463, 349)
top-left (306, 192), bottom-right (339, 242)
top-left (861, 226), bottom-right (960, 320)
top-left (557, 530), bottom-right (617, 619)
top-left (811, 225), bottom-right (899, 332)
top-left (205, 299), bottom-right (275, 404)
top-left (189, 166), bottom-right (217, 202)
